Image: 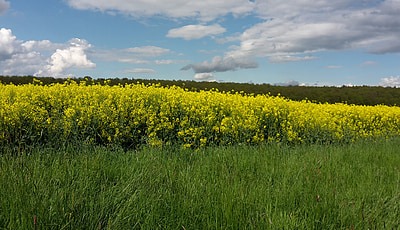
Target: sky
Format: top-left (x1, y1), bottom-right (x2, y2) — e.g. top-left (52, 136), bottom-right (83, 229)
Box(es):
top-left (1, 0), bottom-right (400, 86)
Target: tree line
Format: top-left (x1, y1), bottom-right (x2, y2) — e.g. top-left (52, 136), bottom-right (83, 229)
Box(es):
top-left (1, 75), bottom-right (399, 106)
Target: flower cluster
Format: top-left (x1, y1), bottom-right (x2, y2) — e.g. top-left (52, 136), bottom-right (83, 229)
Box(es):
top-left (1, 81), bottom-right (399, 148)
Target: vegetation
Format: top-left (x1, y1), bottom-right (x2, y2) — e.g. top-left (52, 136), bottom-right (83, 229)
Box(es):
top-left (1, 75), bottom-right (399, 106)
top-left (1, 75), bottom-right (399, 229)
top-left (1, 139), bottom-right (399, 229)
top-left (1, 80), bottom-right (400, 151)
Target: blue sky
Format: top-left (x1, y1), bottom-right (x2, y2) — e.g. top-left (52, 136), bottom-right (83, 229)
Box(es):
top-left (1, 0), bottom-right (400, 86)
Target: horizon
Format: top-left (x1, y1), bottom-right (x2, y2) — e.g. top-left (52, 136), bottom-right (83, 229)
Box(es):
top-left (3, 75), bottom-right (400, 88)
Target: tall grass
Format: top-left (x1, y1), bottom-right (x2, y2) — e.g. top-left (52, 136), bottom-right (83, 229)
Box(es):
top-left (1, 139), bottom-right (399, 229)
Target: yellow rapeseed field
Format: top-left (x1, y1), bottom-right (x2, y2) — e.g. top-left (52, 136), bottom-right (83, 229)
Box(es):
top-left (1, 80), bottom-right (399, 148)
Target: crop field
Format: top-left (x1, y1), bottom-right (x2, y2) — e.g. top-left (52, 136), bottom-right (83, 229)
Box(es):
top-left (1, 80), bottom-right (400, 149)
top-left (1, 80), bottom-right (400, 229)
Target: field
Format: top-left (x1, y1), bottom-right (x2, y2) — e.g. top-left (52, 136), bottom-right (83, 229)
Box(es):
top-left (0, 80), bottom-right (400, 229)
top-left (1, 80), bottom-right (400, 149)
top-left (1, 140), bottom-right (400, 229)
top-left (2, 75), bottom-right (400, 106)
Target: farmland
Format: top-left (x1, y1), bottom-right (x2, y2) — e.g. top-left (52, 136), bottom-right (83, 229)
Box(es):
top-left (2, 75), bottom-right (400, 106)
top-left (0, 77), bottom-right (399, 229)
top-left (1, 79), bottom-right (400, 150)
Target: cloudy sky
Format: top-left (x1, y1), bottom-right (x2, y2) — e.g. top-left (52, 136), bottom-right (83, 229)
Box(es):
top-left (1, 0), bottom-right (400, 86)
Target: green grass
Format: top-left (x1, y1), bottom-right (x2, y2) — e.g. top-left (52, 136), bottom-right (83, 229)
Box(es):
top-left (1, 139), bottom-right (399, 229)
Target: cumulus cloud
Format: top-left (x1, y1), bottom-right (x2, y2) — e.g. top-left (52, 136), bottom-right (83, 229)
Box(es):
top-left (181, 56), bottom-right (258, 73)
top-left (380, 76), bottom-right (400, 87)
top-left (65, 0), bottom-right (255, 21)
top-left (167, 24), bottom-right (226, 40)
top-left (0, 28), bottom-right (50, 75)
top-left (0, 28), bottom-right (18, 60)
top-left (37, 38), bottom-right (95, 76)
top-left (21, 40), bottom-right (56, 52)
top-left (0, 0), bottom-right (9, 15)
top-left (1, 52), bottom-right (46, 76)
top-left (0, 28), bottom-right (95, 77)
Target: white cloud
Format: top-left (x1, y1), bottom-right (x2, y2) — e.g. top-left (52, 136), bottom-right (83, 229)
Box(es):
top-left (93, 46), bottom-right (171, 65)
top-left (226, 20), bottom-right (358, 62)
top-left (0, 28), bottom-right (50, 75)
top-left (65, 0), bottom-right (400, 82)
top-left (360, 61), bottom-right (377, 67)
top-left (194, 73), bottom-right (215, 81)
top-left (181, 55), bottom-right (257, 73)
top-left (155, 59), bottom-right (186, 65)
top-left (0, 28), bottom-right (96, 77)
top-left (124, 68), bottom-right (156, 74)
top-left (21, 40), bottom-right (57, 52)
top-left (167, 24), bottom-right (226, 40)
top-left (215, 34), bottom-right (241, 44)
top-left (117, 58), bottom-right (149, 64)
top-left (0, 0), bottom-right (9, 15)
top-left (64, 1), bottom-right (400, 57)
top-left (269, 55), bottom-right (316, 63)
top-left (155, 59), bottom-right (174, 65)
top-left (380, 76), bottom-right (400, 87)
top-left (5, 1), bottom-right (400, 83)
top-left (181, 0), bottom-right (400, 80)
top-left (37, 38), bottom-right (95, 76)
top-left (325, 65), bottom-right (342, 69)
top-left (65, 0), bottom-right (255, 21)
top-left (0, 28), bottom-right (18, 60)
top-left (2, 52), bottom-right (46, 76)
top-left (126, 46), bottom-right (170, 57)
top-left (255, 0), bottom-right (354, 19)
top-left (227, 0), bottom-right (400, 63)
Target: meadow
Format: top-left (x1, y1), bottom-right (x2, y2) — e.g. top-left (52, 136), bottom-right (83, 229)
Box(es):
top-left (1, 140), bottom-right (399, 229)
top-left (0, 80), bottom-right (399, 229)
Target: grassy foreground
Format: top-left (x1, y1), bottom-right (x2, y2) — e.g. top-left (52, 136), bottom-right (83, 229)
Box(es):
top-left (1, 139), bottom-right (399, 229)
